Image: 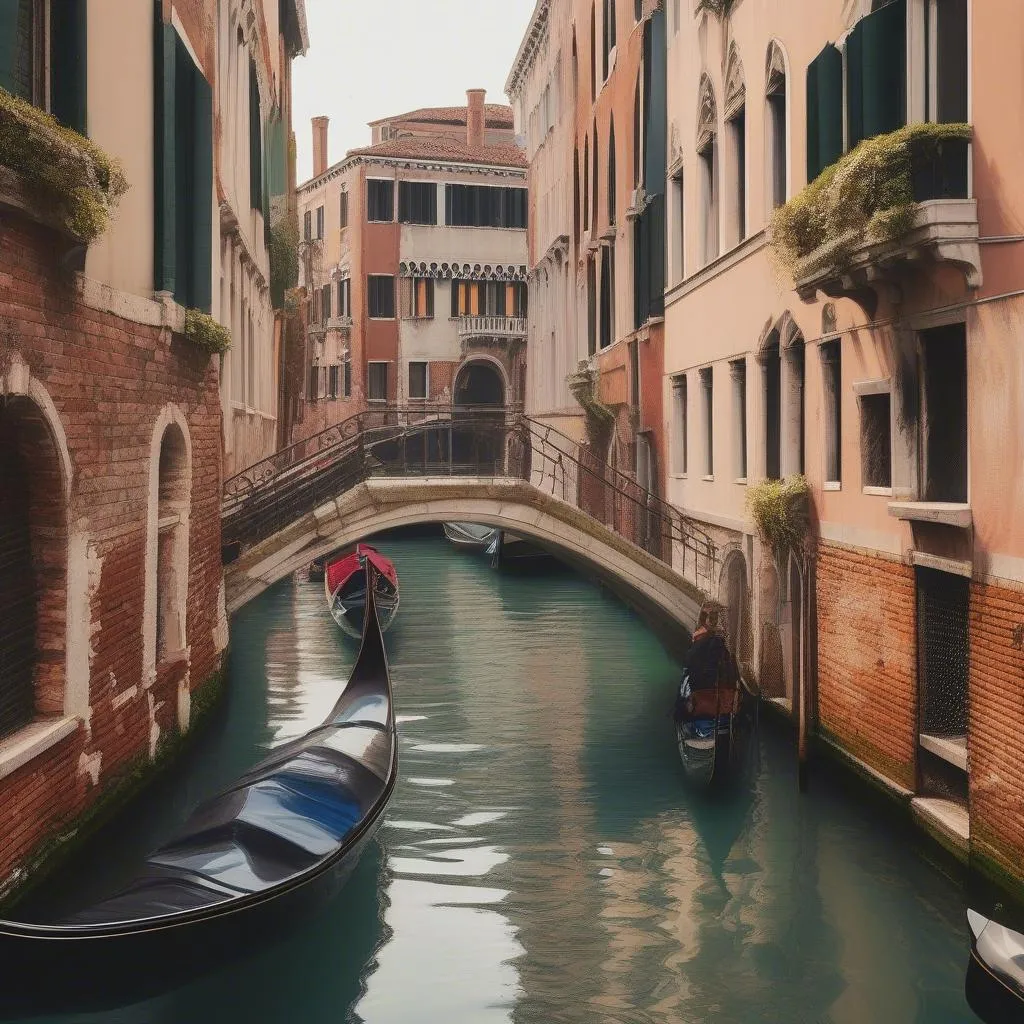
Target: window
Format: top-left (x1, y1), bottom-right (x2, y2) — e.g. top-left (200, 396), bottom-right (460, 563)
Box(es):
top-left (339, 191), bottom-right (349, 228)
top-left (450, 280), bottom-right (524, 318)
top-left (321, 282), bottom-right (332, 320)
top-left (634, 0), bottom-right (642, 21)
top-left (930, 0), bottom-right (968, 123)
top-left (629, 340), bottom-right (639, 411)
top-left (785, 339), bottom-right (806, 475)
top-left (916, 566), bottom-right (969, 745)
top-left (821, 340), bottom-right (842, 484)
top-left (445, 185), bottom-right (528, 228)
top-left (308, 364), bottom-right (319, 401)
top-left (633, 77), bottom-right (643, 187)
top-left (368, 362), bottom-right (388, 402)
top-left (249, 59), bottom-right (263, 211)
top-left (0, 0), bottom-right (42, 104)
top-left (672, 375), bottom-right (688, 475)
top-left (343, 357), bottom-right (352, 398)
top-left (155, 424), bottom-right (189, 664)
top-left (590, 3), bottom-right (596, 100)
top-left (671, 170), bottom-right (684, 282)
top-left (700, 367), bottom-right (714, 477)
top-left (766, 44), bottom-right (787, 209)
top-left (806, 43), bottom-right (843, 181)
top-left (403, 277), bottom-right (435, 319)
top-left (312, 288), bottom-right (320, 323)
top-left (699, 140), bottom-right (718, 265)
top-left (399, 180), bottom-right (438, 225)
top-left (859, 388), bottom-right (892, 490)
top-left (921, 323), bottom-right (967, 503)
top-left (328, 364), bottom-right (339, 399)
top-left (591, 124), bottom-right (599, 230)
top-left (408, 361), bottom-right (428, 400)
top-left (731, 358), bottom-right (747, 480)
top-left (367, 275), bottom-right (395, 318)
top-left (573, 148), bottom-right (581, 242)
top-left (337, 278), bottom-right (351, 318)
top-left (602, 0), bottom-right (616, 80)
top-left (367, 179), bottom-right (394, 222)
top-left (303, 209), bottom-right (312, 241)
top-left (315, 205), bottom-right (324, 239)
top-left (763, 340), bottom-right (781, 480)
top-left (845, 0), bottom-right (907, 150)
top-left (599, 244), bottom-right (615, 348)
top-left (607, 119), bottom-right (617, 225)
top-left (583, 136), bottom-right (590, 232)
top-left (728, 108), bottom-right (746, 242)
top-left (586, 256), bottom-right (597, 356)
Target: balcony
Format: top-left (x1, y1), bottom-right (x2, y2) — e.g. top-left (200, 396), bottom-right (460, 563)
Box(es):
top-left (326, 315), bottom-right (352, 335)
top-left (458, 316), bottom-right (527, 353)
top-left (773, 127), bottom-right (981, 307)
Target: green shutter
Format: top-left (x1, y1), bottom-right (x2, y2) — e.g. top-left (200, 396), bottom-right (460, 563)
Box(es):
top-left (846, 20), bottom-right (865, 149)
top-left (249, 60), bottom-right (262, 210)
top-left (0, 0), bottom-right (33, 101)
top-left (51, 0), bottom-right (88, 135)
top-left (862, 0), bottom-right (906, 139)
top-left (154, 20), bottom-right (177, 297)
top-left (191, 55), bottom-right (213, 313)
top-left (806, 44), bottom-right (843, 181)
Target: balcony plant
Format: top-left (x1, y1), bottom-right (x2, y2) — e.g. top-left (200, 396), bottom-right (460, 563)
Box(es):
top-left (183, 308), bottom-right (231, 354)
top-left (769, 121), bottom-right (972, 283)
top-left (0, 87), bottom-right (128, 244)
top-left (269, 214), bottom-right (300, 310)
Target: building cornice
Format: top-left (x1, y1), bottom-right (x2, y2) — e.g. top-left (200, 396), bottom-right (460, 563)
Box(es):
top-left (399, 261), bottom-right (529, 282)
top-left (299, 154), bottom-right (527, 195)
top-left (505, 0), bottom-right (551, 100)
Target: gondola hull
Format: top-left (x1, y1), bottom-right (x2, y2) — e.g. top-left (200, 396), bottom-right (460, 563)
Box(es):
top-left (965, 910), bottom-right (1024, 1023)
top-left (442, 522), bottom-right (499, 550)
top-left (324, 545), bottom-right (400, 639)
top-left (0, 562), bottom-right (398, 1016)
top-left (674, 688), bottom-right (757, 788)
top-left (490, 531), bottom-right (558, 571)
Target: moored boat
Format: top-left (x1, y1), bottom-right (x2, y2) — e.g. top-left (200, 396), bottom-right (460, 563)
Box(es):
top-left (966, 909), bottom-right (1024, 1022)
top-left (325, 544), bottom-right (400, 639)
top-left (442, 521), bottom-right (500, 550)
top-left (489, 530), bottom-right (558, 570)
top-left (674, 682), bottom-right (757, 787)
top-left (0, 564), bottom-right (398, 1015)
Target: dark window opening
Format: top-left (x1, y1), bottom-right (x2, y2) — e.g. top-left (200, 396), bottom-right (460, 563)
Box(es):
top-left (339, 191), bottom-right (349, 228)
top-left (699, 139), bottom-right (718, 264)
top-left (629, 339), bottom-right (639, 412)
top-left (337, 278), bottom-right (351, 318)
top-left (409, 361), bottom-right (428, 400)
top-left (806, 43), bottom-right (844, 181)
top-left (343, 358), bottom-right (352, 397)
top-left (764, 342), bottom-right (781, 480)
top-left (822, 340), bottom-right (842, 482)
top-left (591, 123), bottom-right (599, 229)
top-left (573, 148), bottom-right (581, 242)
top-left (368, 363), bottom-right (388, 402)
top-left (767, 81), bottom-right (787, 209)
top-left (732, 358), bottom-right (747, 480)
top-left (860, 391), bottom-right (892, 488)
top-left (444, 185), bottom-right (527, 228)
top-left (729, 108), bottom-right (746, 241)
top-left (700, 367), bottom-right (714, 476)
top-left (673, 376), bottom-right (687, 476)
top-left (935, 0), bottom-right (968, 124)
top-left (405, 277), bottom-right (435, 318)
top-left (328, 364), bottom-right (339, 399)
top-left (367, 179), bottom-right (394, 222)
top-left (921, 323), bottom-right (967, 503)
top-left (607, 120), bottom-right (617, 225)
top-left (583, 136), bottom-right (590, 231)
top-left (367, 275), bottom-right (395, 319)
top-left (308, 364), bottom-right (319, 401)
top-left (399, 180), bottom-right (437, 224)
top-left (315, 205), bottom-right (324, 239)
top-left (916, 566), bottom-right (969, 739)
top-left (602, 0), bottom-right (616, 80)
top-left (586, 257), bottom-right (597, 356)
top-left (599, 249), bottom-right (612, 350)
top-left (321, 282), bottom-right (331, 320)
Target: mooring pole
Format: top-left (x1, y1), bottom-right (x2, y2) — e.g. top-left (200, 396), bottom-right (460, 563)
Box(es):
top-left (797, 557), bottom-right (809, 793)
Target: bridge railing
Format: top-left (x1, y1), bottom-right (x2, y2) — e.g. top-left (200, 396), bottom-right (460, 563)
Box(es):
top-left (221, 407), bottom-right (716, 589)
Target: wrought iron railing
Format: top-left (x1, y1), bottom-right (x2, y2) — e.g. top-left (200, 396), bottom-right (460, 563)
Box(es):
top-left (221, 406), bottom-right (717, 589)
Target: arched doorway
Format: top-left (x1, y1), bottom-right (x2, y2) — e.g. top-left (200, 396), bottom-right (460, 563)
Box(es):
top-left (156, 424), bottom-right (190, 661)
top-left (453, 360), bottom-right (506, 473)
top-left (454, 360), bottom-right (506, 408)
top-left (0, 396), bottom-right (67, 735)
top-left (722, 550), bottom-right (751, 669)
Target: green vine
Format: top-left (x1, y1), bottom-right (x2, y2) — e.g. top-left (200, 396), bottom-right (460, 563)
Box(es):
top-left (0, 87), bottom-right (128, 243)
top-left (770, 122), bottom-right (972, 283)
top-left (183, 308), bottom-right (231, 354)
top-left (747, 475), bottom-right (810, 567)
top-left (269, 214), bottom-right (300, 309)
top-left (696, 0), bottom-right (736, 16)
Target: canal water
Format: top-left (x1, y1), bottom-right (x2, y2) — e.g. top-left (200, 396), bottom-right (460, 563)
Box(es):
top-left (19, 530), bottom-right (976, 1023)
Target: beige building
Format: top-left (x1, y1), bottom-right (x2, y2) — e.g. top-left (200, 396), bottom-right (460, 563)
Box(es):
top-left (664, 0), bottom-right (1024, 886)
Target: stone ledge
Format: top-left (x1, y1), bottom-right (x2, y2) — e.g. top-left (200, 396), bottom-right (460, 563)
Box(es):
top-left (0, 717), bottom-right (79, 784)
top-left (889, 501), bottom-right (972, 528)
top-left (911, 796), bottom-right (969, 863)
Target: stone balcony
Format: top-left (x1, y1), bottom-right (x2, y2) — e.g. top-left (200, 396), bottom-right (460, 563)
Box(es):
top-left (326, 315), bottom-right (352, 334)
top-left (458, 316), bottom-right (527, 353)
top-left (794, 137), bottom-right (981, 304)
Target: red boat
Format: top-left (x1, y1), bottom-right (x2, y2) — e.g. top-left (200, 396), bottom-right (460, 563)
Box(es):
top-left (324, 544), bottom-right (400, 638)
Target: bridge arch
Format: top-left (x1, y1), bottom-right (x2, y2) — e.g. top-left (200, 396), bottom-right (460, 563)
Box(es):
top-left (225, 479), bottom-right (704, 637)
top-left (454, 358), bottom-right (507, 407)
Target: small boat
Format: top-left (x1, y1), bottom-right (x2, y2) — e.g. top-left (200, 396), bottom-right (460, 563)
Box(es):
top-left (966, 909), bottom-right (1024, 1022)
top-left (674, 675), bottom-right (758, 788)
top-left (489, 530), bottom-right (557, 570)
top-left (325, 544), bottom-right (399, 639)
top-left (0, 563), bottom-right (398, 1015)
top-left (442, 522), bottom-right (499, 551)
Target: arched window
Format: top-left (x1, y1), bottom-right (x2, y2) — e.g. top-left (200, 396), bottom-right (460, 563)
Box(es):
top-left (607, 118), bottom-right (617, 225)
top-left (583, 135), bottom-right (590, 232)
top-left (766, 41), bottom-right (788, 210)
top-left (697, 75), bottom-right (719, 265)
top-left (603, 0), bottom-right (617, 80)
top-left (574, 146), bottom-right (581, 243)
top-left (572, 31), bottom-right (578, 103)
top-left (724, 44), bottom-right (746, 244)
top-left (592, 120), bottom-right (599, 229)
top-left (590, 3), bottom-right (597, 100)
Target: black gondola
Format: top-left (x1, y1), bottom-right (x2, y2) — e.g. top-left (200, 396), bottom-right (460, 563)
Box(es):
top-left (674, 674), bottom-right (759, 787)
top-left (488, 530), bottom-right (558, 570)
top-left (966, 909), bottom-right (1024, 1022)
top-left (0, 561), bottom-right (398, 1017)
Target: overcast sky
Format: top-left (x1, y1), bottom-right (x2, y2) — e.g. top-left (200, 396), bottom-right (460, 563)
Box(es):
top-left (292, 0), bottom-right (537, 183)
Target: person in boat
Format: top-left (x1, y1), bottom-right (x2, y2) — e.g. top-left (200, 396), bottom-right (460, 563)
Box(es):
top-left (673, 604), bottom-right (738, 723)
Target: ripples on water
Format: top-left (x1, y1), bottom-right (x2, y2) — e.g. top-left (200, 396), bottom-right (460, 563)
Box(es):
top-left (19, 532), bottom-right (976, 1024)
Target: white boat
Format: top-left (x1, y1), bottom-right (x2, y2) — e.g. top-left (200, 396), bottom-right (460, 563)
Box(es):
top-left (442, 522), bottom-right (499, 550)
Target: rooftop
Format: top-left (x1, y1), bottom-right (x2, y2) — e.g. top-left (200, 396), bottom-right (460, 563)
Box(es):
top-left (369, 104), bottom-right (515, 130)
top-left (346, 134), bottom-right (527, 170)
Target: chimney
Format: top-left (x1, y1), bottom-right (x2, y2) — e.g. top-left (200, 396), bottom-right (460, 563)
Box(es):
top-left (312, 116), bottom-right (329, 177)
top-left (466, 89), bottom-right (485, 149)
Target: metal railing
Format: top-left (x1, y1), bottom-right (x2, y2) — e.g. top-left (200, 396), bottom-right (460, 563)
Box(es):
top-left (221, 406), bottom-right (716, 589)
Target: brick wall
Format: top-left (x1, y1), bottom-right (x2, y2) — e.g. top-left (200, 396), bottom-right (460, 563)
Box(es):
top-left (0, 211), bottom-right (224, 887)
top-left (969, 579), bottom-right (1024, 881)
top-left (816, 542), bottom-right (917, 790)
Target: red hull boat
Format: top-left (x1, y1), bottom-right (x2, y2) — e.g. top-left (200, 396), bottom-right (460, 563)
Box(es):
top-left (324, 544), bottom-right (400, 638)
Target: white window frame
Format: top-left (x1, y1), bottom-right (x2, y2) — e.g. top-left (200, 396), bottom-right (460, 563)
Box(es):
top-left (408, 360), bottom-right (429, 401)
top-left (367, 360), bottom-right (389, 403)
top-left (854, 378), bottom-right (894, 496)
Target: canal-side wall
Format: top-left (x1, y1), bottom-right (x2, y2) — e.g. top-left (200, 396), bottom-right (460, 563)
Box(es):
top-left (0, 210), bottom-right (227, 896)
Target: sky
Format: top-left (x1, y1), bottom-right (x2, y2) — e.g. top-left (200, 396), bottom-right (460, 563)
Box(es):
top-left (292, 0), bottom-right (537, 183)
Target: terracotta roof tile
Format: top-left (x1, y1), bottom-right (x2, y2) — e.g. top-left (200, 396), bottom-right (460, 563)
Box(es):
top-left (347, 135), bottom-right (527, 169)
top-left (369, 103), bottom-right (515, 129)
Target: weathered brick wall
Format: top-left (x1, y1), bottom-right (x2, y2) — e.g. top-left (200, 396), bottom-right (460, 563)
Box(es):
top-left (816, 542), bottom-right (917, 790)
top-left (0, 212), bottom-right (224, 887)
top-left (969, 579), bottom-right (1024, 882)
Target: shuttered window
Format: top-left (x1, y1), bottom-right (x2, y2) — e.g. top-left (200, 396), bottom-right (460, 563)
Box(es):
top-left (308, 365), bottom-right (319, 401)
top-left (444, 185), bottom-right (528, 228)
top-left (303, 210), bottom-right (312, 241)
top-left (155, 22), bottom-right (214, 313)
top-left (847, 0), bottom-right (906, 150)
top-left (339, 191), bottom-right (349, 228)
top-left (0, 0), bottom-right (36, 102)
top-left (249, 59), bottom-right (262, 210)
top-left (399, 181), bottom-right (437, 225)
top-left (337, 278), bottom-right (351, 317)
top-left (408, 362), bottom-right (428, 400)
top-left (404, 278), bottom-right (434, 318)
top-left (343, 358), bottom-right (352, 397)
top-left (322, 283), bottom-right (331, 320)
top-left (367, 275), bottom-right (395, 318)
top-left (935, 0), bottom-right (968, 124)
top-left (315, 205), bottom-right (324, 239)
top-left (51, 0), bottom-right (88, 134)
top-left (806, 44), bottom-right (843, 182)
top-left (367, 179), bottom-right (394, 222)
top-left (368, 363), bottom-right (388, 402)
top-left (328, 365), bottom-right (339, 399)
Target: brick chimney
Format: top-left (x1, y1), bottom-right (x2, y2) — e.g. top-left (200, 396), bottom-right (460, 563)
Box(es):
top-left (466, 89), bottom-right (485, 149)
top-left (312, 116), bottom-right (329, 177)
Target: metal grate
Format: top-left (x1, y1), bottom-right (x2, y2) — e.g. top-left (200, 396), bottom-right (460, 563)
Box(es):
top-left (916, 566), bottom-right (969, 737)
top-left (0, 438), bottom-right (36, 738)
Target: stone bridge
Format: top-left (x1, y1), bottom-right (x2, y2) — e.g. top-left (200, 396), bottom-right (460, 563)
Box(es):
top-left (222, 409), bottom-right (718, 638)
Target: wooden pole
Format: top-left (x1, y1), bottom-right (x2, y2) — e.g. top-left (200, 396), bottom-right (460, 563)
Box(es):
top-left (797, 554), bottom-right (809, 793)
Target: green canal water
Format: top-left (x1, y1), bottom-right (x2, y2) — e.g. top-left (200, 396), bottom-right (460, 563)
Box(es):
top-left (20, 530), bottom-right (976, 1023)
